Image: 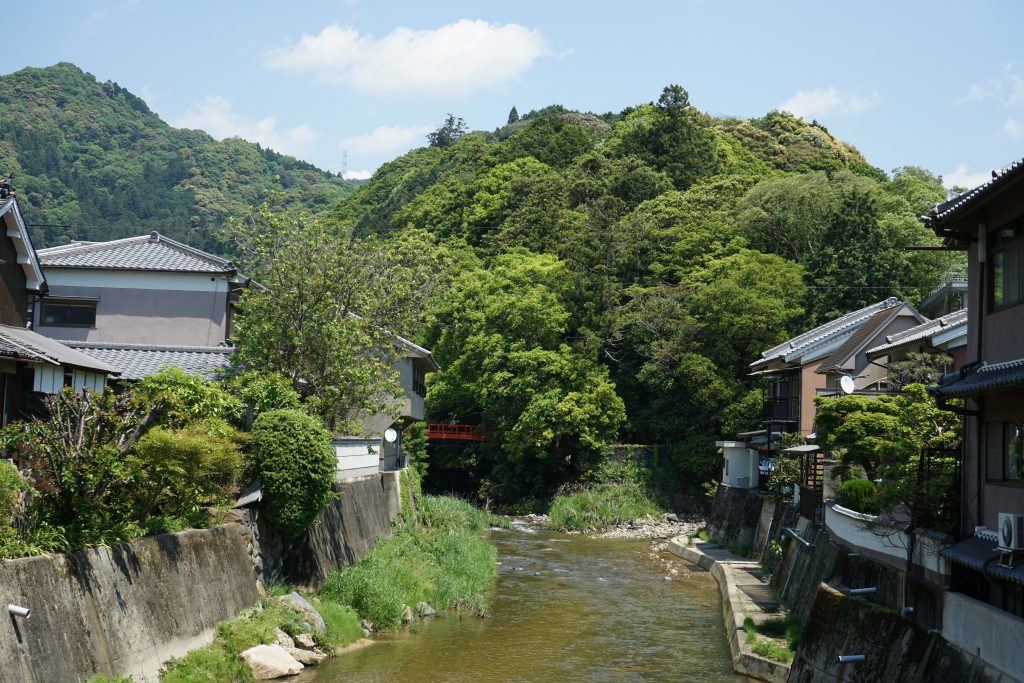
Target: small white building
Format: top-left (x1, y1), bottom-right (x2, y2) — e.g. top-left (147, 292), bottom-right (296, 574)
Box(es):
top-left (717, 440), bottom-right (759, 488)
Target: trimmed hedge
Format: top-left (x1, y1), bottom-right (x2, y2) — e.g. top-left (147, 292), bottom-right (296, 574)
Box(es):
top-left (250, 410), bottom-right (335, 538)
top-left (839, 478), bottom-right (879, 514)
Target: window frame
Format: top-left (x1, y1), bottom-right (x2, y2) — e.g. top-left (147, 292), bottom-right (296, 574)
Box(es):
top-left (39, 298), bottom-right (99, 328)
top-left (985, 420), bottom-right (1024, 483)
top-left (990, 222), bottom-right (1024, 311)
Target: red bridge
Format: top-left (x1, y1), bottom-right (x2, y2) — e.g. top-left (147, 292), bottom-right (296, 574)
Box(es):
top-left (426, 423), bottom-right (486, 442)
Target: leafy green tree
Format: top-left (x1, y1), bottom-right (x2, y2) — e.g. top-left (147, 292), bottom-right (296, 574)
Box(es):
top-left (507, 106), bottom-right (519, 124)
top-left (425, 251), bottom-right (626, 502)
top-left (427, 114), bottom-right (468, 148)
top-left (227, 206), bottom-right (442, 430)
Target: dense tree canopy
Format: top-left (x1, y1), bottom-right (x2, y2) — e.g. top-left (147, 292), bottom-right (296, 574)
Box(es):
top-left (0, 63), bottom-right (353, 250)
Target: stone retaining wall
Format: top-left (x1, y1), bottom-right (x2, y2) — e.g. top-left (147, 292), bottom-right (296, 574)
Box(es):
top-left (0, 524), bottom-right (259, 683)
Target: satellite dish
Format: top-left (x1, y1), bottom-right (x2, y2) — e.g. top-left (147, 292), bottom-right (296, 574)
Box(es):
top-left (840, 375), bottom-right (856, 395)
top-left (384, 427), bottom-right (399, 443)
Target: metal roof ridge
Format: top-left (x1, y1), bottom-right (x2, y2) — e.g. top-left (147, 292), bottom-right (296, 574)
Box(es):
top-left (59, 340), bottom-right (235, 353)
top-left (758, 297), bottom-right (901, 361)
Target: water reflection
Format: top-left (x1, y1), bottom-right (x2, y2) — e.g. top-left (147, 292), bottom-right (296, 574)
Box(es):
top-left (311, 529), bottom-right (743, 682)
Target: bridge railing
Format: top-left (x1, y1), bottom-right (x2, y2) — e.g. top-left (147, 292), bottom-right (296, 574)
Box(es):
top-left (426, 423), bottom-right (486, 441)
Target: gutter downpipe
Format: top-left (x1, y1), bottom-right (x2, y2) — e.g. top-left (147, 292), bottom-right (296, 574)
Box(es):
top-left (975, 222), bottom-right (985, 536)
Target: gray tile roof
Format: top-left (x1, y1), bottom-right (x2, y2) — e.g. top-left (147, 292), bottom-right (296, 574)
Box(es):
top-left (815, 306), bottom-right (910, 374)
top-left (928, 158), bottom-right (1024, 227)
top-left (60, 341), bottom-right (233, 380)
top-left (865, 308), bottom-right (968, 357)
top-left (38, 232), bottom-right (234, 273)
top-left (753, 298), bottom-right (903, 369)
top-left (931, 357), bottom-right (1024, 399)
top-left (0, 326), bottom-right (120, 373)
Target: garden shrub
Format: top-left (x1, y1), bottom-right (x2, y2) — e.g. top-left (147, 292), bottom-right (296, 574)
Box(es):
top-left (839, 478), bottom-right (879, 514)
top-left (130, 419), bottom-right (245, 524)
top-left (0, 459), bottom-right (24, 527)
top-left (250, 410), bottom-right (335, 538)
top-left (137, 367), bottom-right (242, 428)
top-left (219, 370), bottom-right (302, 429)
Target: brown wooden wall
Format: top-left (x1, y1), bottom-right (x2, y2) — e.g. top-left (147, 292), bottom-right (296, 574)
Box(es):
top-left (0, 216), bottom-right (28, 327)
top-left (0, 246), bottom-right (26, 326)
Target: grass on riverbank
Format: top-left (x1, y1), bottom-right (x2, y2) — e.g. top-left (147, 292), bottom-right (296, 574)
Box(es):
top-left (157, 598), bottom-right (363, 682)
top-left (742, 614), bottom-right (801, 664)
top-left (547, 461), bottom-right (663, 531)
top-left (319, 495), bottom-right (497, 631)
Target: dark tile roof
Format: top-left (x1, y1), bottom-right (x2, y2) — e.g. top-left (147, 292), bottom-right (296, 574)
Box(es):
top-left (931, 357), bottom-right (1024, 398)
top-left (865, 308), bottom-right (968, 357)
top-left (38, 232), bottom-right (234, 273)
top-left (928, 158), bottom-right (1024, 228)
top-left (815, 306), bottom-right (910, 374)
top-left (0, 325), bottom-right (119, 373)
top-left (943, 535), bottom-right (1024, 585)
top-left (60, 342), bottom-right (233, 380)
top-left (753, 298), bottom-right (903, 369)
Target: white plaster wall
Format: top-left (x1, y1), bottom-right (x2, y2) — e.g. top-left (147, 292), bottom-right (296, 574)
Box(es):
top-left (824, 503), bottom-right (908, 570)
top-left (722, 447), bottom-right (758, 488)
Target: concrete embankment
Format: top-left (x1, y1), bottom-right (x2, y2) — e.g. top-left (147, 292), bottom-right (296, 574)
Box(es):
top-left (0, 524), bottom-right (259, 683)
top-left (278, 473), bottom-right (400, 589)
top-left (668, 535), bottom-right (790, 683)
top-left (0, 471), bottom-right (403, 682)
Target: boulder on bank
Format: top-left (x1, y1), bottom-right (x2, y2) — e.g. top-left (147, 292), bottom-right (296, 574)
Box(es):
top-left (281, 591), bottom-right (326, 632)
top-left (239, 644), bottom-right (303, 679)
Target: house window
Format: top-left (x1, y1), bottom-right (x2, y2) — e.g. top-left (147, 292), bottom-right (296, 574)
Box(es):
top-left (991, 224), bottom-right (1024, 309)
top-left (986, 421), bottom-right (1024, 482)
top-left (40, 300), bottom-right (97, 327)
top-left (412, 366), bottom-right (426, 398)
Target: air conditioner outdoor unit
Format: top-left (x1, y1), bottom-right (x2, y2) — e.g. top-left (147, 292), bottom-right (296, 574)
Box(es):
top-left (997, 512), bottom-right (1024, 551)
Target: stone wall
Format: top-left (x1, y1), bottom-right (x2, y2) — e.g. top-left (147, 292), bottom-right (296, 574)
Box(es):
top-left (278, 473), bottom-right (396, 589)
top-left (706, 484), bottom-right (767, 550)
top-left (789, 583), bottom-right (1011, 683)
top-left (0, 525), bottom-right (259, 683)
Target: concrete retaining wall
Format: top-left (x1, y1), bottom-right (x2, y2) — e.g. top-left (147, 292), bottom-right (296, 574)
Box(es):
top-left (706, 484), bottom-right (766, 551)
top-left (790, 583), bottom-right (1012, 683)
top-left (668, 537), bottom-right (790, 683)
top-left (280, 473), bottom-right (397, 589)
top-left (942, 591), bottom-right (1024, 682)
top-left (0, 525), bottom-right (259, 683)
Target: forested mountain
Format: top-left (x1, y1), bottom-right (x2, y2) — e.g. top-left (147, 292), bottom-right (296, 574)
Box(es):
top-left (0, 63), bottom-right (353, 250)
top-left (326, 87), bottom-right (957, 504)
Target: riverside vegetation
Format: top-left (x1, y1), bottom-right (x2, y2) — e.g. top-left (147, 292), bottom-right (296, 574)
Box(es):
top-left (154, 485), bottom-right (497, 682)
top-left (0, 63), bottom-right (964, 513)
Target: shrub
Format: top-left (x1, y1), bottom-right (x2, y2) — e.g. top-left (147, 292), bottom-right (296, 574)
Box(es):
top-left (250, 410), bottom-right (335, 538)
top-left (137, 367), bottom-right (242, 428)
top-left (0, 459), bottom-right (24, 527)
top-left (839, 479), bottom-right (879, 514)
top-left (130, 420), bottom-right (245, 522)
top-left (219, 370), bottom-right (302, 429)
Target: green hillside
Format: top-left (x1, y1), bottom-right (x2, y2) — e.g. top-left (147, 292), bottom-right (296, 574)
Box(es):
top-left (0, 63), bottom-right (353, 250)
top-left (324, 87), bottom-right (957, 503)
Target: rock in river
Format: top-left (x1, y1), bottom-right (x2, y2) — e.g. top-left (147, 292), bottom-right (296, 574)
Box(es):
top-left (239, 644), bottom-right (303, 679)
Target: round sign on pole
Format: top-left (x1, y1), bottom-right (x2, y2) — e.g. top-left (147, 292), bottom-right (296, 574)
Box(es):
top-left (384, 427), bottom-right (399, 443)
top-left (839, 375), bottom-right (856, 394)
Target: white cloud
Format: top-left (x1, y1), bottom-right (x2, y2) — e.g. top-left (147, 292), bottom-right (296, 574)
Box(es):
top-left (343, 169), bottom-right (372, 181)
top-left (961, 63), bottom-right (1024, 106)
top-left (779, 86), bottom-right (881, 119)
top-left (340, 124), bottom-right (434, 157)
top-left (172, 96), bottom-right (318, 157)
top-left (942, 164), bottom-right (990, 191)
top-left (266, 20), bottom-right (550, 95)
top-left (1001, 118), bottom-right (1023, 140)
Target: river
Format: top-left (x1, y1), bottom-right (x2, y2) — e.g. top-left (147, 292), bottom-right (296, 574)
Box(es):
top-left (309, 523), bottom-right (744, 682)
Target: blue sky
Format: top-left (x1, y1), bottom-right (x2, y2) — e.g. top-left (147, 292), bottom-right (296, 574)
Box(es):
top-left (4, 1), bottom-right (1022, 188)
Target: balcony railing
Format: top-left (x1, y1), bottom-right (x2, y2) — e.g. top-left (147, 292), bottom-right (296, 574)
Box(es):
top-left (764, 396), bottom-right (799, 423)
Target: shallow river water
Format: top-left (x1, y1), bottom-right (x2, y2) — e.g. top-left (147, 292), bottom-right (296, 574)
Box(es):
top-left (311, 524), bottom-right (744, 682)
